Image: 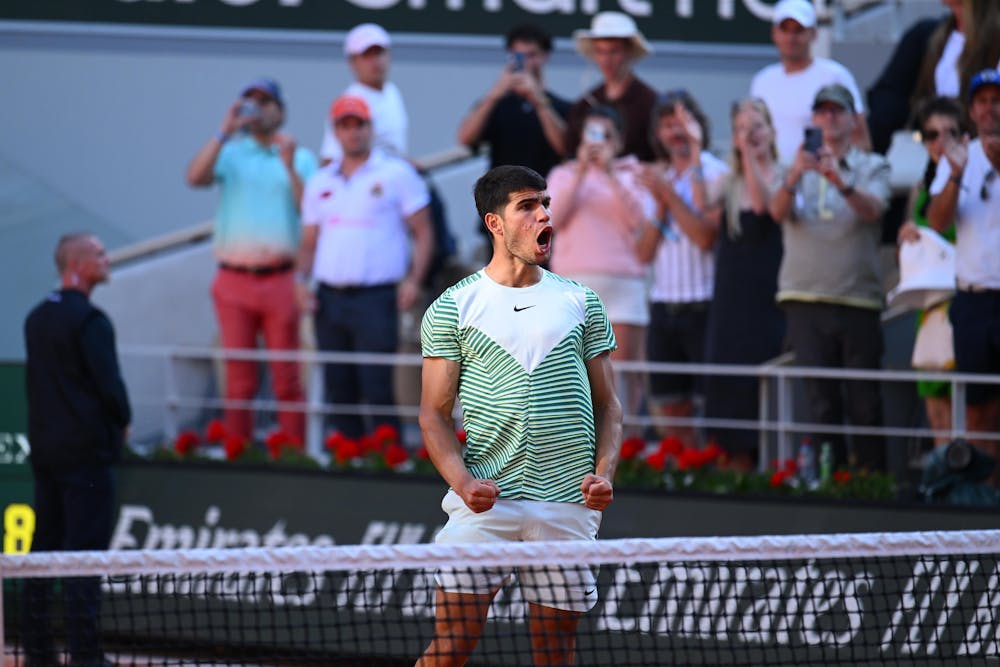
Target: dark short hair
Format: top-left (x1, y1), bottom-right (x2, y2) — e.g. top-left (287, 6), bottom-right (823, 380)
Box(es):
top-left (585, 105), bottom-right (626, 138)
top-left (474, 165), bottom-right (547, 222)
top-left (54, 232), bottom-right (92, 273)
top-left (650, 89), bottom-right (712, 159)
top-left (915, 96), bottom-right (968, 136)
top-left (505, 23), bottom-right (553, 52)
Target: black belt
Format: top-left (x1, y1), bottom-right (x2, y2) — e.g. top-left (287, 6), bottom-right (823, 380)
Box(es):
top-left (653, 300), bottom-right (710, 314)
top-left (219, 261), bottom-right (294, 276)
top-left (319, 282), bottom-right (396, 294)
top-left (956, 280), bottom-right (1000, 294)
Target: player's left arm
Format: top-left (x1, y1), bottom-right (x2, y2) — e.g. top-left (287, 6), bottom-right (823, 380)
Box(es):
top-left (581, 351), bottom-right (622, 511)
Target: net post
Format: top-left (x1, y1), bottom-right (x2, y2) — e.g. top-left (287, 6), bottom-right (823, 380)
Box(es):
top-left (0, 565), bottom-right (6, 659)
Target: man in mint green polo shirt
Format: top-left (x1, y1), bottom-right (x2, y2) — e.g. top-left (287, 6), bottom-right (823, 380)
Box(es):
top-left (186, 77), bottom-right (318, 445)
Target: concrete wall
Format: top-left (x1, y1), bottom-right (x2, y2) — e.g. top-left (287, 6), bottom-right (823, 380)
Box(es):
top-left (0, 22), bottom-right (775, 359)
top-left (1, 3), bottom-right (945, 361)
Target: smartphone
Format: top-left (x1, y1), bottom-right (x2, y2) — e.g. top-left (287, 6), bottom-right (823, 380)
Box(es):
top-left (584, 121), bottom-right (607, 145)
top-left (804, 126), bottom-right (823, 156)
top-left (239, 99), bottom-right (260, 120)
top-left (507, 52), bottom-right (525, 71)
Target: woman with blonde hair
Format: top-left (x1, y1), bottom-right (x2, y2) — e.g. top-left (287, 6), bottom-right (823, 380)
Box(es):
top-left (703, 98), bottom-right (785, 470)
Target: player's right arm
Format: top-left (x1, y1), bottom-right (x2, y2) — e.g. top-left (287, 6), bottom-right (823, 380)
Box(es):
top-left (419, 356), bottom-right (500, 513)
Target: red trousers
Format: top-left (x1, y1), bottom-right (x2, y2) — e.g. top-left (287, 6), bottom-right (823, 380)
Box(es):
top-left (211, 268), bottom-right (304, 442)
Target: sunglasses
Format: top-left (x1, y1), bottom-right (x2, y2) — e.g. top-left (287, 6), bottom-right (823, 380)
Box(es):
top-left (921, 128), bottom-right (959, 142)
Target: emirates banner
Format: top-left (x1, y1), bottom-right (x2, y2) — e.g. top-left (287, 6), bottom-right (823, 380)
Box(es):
top-left (0, 0), bottom-right (783, 44)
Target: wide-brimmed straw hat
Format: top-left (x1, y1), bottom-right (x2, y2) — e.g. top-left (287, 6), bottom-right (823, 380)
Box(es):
top-left (573, 12), bottom-right (651, 61)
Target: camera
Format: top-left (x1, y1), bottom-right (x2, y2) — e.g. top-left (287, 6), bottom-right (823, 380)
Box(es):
top-left (584, 121), bottom-right (607, 145)
top-left (804, 126), bottom-right (823, 156)
top-left (507, 52), bottom-right (526, 72)
top-left (239, 99), bottom-right (260, 121)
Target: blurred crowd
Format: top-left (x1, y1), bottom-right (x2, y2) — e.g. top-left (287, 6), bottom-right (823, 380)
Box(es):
top-left (183, 0), bottom-right (1000, 481)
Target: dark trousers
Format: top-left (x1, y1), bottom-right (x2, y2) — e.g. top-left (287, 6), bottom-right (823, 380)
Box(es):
top-left (22, 463), bottom-right (114, 665)
top-left (314, 283), bottom-right (399, 438)
top-left (783, 301), bottom-right (886, 470)
top-left (646, 301), bottom-right (709, 399)
top-left (951, 289), bottom-right (1000, 404)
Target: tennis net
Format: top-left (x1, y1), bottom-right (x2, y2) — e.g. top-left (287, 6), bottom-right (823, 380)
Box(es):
top-left (2, 529), bottom-right (999, 665)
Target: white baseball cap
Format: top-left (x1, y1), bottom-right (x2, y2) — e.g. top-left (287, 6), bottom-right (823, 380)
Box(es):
top-left (772, 0), bottom-right (817, 29)
top-left (344, 23), bottom-right (391, 57)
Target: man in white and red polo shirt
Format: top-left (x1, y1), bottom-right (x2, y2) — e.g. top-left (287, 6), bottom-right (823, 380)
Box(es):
top-left (297, 95), bottom-right (433, 439)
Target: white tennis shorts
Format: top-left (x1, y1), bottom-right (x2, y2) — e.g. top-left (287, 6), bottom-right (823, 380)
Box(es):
top-left (434, 489), bottom-right (602, 612)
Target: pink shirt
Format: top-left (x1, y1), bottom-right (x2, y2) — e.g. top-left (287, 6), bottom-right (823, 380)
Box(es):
top-left (547, 157), bottom-right (655, 279)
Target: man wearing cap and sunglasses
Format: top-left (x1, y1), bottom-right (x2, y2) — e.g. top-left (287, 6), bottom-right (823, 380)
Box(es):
top-left (297, 95), bottom-right (433, 440)
top-left (186, 77), bottom-right (318, 446)
top-left (320, 23), bottom-right (408, 165)
top-left (927, 68), bottom-right (1000, 481)
top-left (770, 83), bottom-right (890, 473)
top-left (565, 11), bottom-right (657, 162)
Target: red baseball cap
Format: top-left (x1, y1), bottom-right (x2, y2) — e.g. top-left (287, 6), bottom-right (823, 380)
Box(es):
top-left (330, 95), bottom-right (371, 123)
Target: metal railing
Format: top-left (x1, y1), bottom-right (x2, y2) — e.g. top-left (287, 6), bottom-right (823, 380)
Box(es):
top-left (120, 344), bottom-right (1000, 473)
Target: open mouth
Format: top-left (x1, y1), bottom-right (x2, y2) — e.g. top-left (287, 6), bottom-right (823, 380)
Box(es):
top-left (536, 227), bottom-right (553, 253)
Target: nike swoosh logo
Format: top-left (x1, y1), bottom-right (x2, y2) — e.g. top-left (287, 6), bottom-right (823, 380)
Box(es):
top-left (584, 589), bottom-right (596, 595)
top-left (513, 305), bottom-right (535, 312)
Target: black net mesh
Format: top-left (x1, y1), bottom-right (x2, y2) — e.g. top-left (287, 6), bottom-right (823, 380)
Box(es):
top-left (2, 532), bottom-right (999, 666)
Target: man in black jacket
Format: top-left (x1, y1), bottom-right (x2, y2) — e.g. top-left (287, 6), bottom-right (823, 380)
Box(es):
top-left (22, 233), bottom-right (130, 667)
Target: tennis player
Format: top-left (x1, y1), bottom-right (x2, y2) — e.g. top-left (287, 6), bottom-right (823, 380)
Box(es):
top-left (416, 165), bottom-right (623, 666)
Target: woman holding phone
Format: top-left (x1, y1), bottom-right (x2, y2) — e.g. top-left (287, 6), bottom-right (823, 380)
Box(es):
top-left (703, 98), bottom-right (785, 469)
top-left (547, 105), bottom-right (656, 431)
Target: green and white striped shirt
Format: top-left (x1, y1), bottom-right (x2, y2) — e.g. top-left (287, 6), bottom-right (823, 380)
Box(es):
top-left (421, 269), bottom-right (616, 503)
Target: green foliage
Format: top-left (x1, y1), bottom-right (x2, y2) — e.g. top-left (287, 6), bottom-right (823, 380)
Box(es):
top-left (152, 427), bottom-right (897, 501)
top-left (614, 436), bottom-right (897, 501)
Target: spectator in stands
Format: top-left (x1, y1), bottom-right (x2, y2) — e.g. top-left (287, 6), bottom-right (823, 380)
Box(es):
top-left (867, 0), bottom-right (999, 250)
top-left (636, 90), bottom-right (728, 447)
top-left (416, 165), bottom-right (621, 667)
top-left (770, 84), bottom-right (890, 471)
top-left (898, 97), bottom-right (968, 447)
top-left (458, 22), bottom-right (569, 179)
top-left (867, 2), bottom-right (958, 155)
top-left (185, 77), bottom-right (317, 446)
top-left (320, 23), bottom-right (408, 165)
top-left (703, 98), bottom-right (785, 470)
top-left (22, 233), bottom-right (131, 667)
top-left (565, 11), bottom-right (657, 162)
top-left (548, 105), bottom-right (656, 430)
top-left (457, 22), bottom-right (570, 260)
top-left (912, 1), bottom-right (1000, 111)
top-left (927, 69), bottom-right (1000, 479)
top-left (297, 95), bottom-right (433, 439)
top-left (750, 0), bottom-right (868, 165)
